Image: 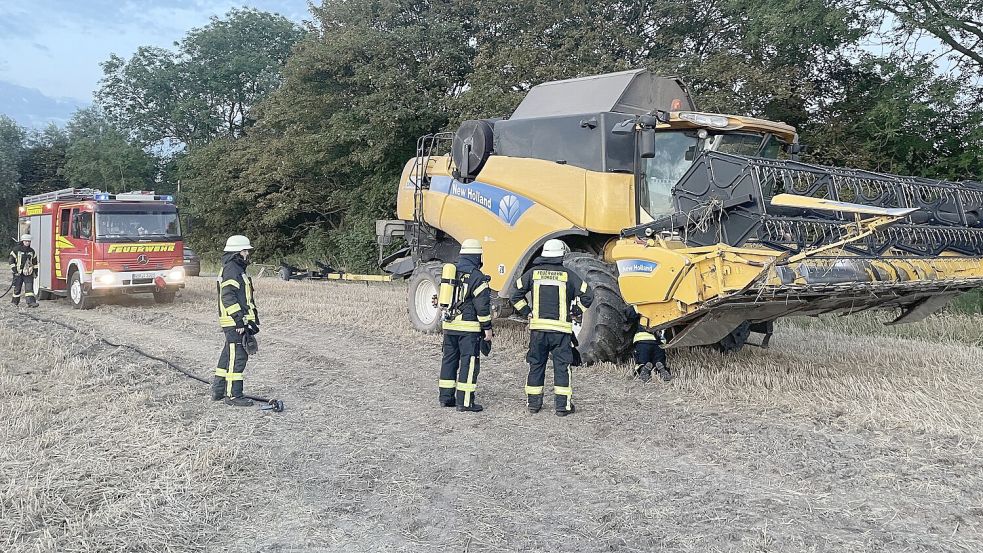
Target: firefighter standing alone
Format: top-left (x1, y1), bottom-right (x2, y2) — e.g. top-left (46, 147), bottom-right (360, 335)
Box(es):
top-left (212, 235), bottom-right (261, 407)
top-left (9, 234), bottom-right (38, 308)
top-left (510, 239), bottom-right (593, 416)
top-left (438, 239), bottom-right (493, 412)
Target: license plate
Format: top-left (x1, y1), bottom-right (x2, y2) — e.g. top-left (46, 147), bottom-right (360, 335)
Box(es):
top-left (134, 272), bottom-right (155, 280)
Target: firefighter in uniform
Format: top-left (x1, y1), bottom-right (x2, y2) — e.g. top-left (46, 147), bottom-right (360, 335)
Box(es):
top-left (510, 239), bottom-right (593, 416)
top-left (212, 235), bottom-right (260, 407)
top-left (9, 234), bottom-right (38, 308)
top-left (438, 239), bottom-right (493, 412)
top-left (626, 305), bottom-right (672, 382)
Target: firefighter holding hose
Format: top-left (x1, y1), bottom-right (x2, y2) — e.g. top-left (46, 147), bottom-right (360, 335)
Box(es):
top-left (9, 234), bottom-right (38, 308)
top-left (212, 235), bottom-right (261, 407)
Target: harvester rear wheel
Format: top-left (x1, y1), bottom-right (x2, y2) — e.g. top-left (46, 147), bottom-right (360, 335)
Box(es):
top-left (407, 262), bottom-right (443, 334)
top-left (564, 253), bottom-right (631, 364)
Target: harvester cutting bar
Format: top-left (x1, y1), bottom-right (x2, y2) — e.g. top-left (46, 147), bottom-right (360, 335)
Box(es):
top-left (637, 152), bottom-right (983, 256)
top-left (758, 217), bottom-right (983, 257)
top-left (749, 158), bottom-right (983, 227)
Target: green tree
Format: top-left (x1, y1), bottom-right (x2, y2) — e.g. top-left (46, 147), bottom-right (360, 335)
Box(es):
top-left (801, 57), bottom-right (983, 179)
top-left (62, 108), bottom-right (157, 192)
top-left (18, 124), bottom-right (70, 197)
top-left (97, 8), bottom-right (305, 147)
top-left (0, 115), bottom-right (25, 240)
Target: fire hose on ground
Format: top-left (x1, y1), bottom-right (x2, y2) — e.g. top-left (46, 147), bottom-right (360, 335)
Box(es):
top-left (9, 306), bottom-right (285, 412)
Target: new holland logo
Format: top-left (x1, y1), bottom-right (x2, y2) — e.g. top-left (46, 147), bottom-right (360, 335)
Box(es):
top-left (616, 259), bottom-right (659, 275)
top-left (429, 176), bottom-right (534, 227)
top-left (107, 243), bottom-right (176, 254)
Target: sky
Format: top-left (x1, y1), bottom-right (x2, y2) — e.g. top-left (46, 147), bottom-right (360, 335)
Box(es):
top-left (0, 0), bottom-right (311, 103)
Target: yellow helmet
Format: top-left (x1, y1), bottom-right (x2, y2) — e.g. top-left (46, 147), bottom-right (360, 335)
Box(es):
top-left (460, 239), bottom-right (483, 255)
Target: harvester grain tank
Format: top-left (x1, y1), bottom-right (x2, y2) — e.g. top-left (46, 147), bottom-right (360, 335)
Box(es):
top-left (377, 69), bottom-right (983, 363)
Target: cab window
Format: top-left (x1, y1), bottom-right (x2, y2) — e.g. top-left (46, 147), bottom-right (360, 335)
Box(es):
top-left (60, 208), bottom-right (71, 236)
top-left (70, 209), bottom-right (93, 240)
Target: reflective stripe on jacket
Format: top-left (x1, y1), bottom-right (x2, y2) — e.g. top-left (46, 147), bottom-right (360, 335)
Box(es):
top-left (217, 252), bottom-right (259, 328)
top-left (510, 256), bottom-right (593, 333)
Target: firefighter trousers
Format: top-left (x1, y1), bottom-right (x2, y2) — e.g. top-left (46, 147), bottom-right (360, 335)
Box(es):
top-left (634, 341), bottom-right (667, 367)
top-left (11, 274), bottom-right (36, 306)
top-left (439, 332), bottom-right (481, 407)
top-left (213, 328), bottom-right (248, 399)
top-left (525, 330), bottom-right (574, 412)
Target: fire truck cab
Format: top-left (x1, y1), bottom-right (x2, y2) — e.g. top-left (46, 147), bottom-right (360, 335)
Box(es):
top-left (17, 188), bottom-right (186, 309)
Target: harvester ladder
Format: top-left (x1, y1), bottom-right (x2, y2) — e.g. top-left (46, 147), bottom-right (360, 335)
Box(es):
top-left (409, 132), bottom-right (453, 254)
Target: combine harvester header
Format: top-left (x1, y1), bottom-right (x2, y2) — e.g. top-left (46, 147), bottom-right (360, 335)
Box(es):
top-left (613, 152), bottom-right (983, 348)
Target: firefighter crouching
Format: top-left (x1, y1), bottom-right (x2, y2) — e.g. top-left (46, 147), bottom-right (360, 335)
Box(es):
top-left (626, 305), bottom-right (672, 382)
top-left (9, 234), bottom-right (38, 308)
top-left (510, 239), bottom-right (593, 416)
top-left (213, 235), bottom-right (261, 407)
top-left (438, 239), bottom-right (493, 412)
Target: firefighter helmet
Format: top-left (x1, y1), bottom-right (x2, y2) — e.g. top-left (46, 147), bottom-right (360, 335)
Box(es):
top-left (542, 239), bottom-right (566, 258)
top-left (460, 239), bottom-right (483, 255)
top-left (224, 235), bottom-right (253, 252)
top-left (20, 234), bottom-right (32, 242)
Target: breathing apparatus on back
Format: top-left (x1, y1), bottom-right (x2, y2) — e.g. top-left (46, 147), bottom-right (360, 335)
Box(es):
top-left (438, 239), bottom-right (483, 322)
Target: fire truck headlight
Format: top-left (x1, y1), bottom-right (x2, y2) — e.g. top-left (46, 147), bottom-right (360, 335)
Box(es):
top-left (92, 269), bottom-right (116, 285)
top-left (167, 266), bottom-right (186, 282)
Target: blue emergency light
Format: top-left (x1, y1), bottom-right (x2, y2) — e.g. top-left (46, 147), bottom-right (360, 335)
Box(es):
top-left (94, 193), bottom-right (111, 200)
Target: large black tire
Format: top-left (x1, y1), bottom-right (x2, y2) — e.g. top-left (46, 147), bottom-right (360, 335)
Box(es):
top-left (715, 321), bottom-right (750, 353)
top-left (407, 262), bottom-right (443, 334)
top-left (564, 253), bottom-right (632, 364)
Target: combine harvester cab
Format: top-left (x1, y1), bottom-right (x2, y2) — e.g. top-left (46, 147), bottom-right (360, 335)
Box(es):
top-left (18, 188), bottom-right (187, 309)
top-left (612, 151), bottom-right (983, 348)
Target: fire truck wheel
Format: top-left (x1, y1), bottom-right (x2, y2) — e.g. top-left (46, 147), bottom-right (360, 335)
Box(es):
top-left (68, 271), bottom-right (93, 310)
top-left (154, 290), bottom-right (176, 304)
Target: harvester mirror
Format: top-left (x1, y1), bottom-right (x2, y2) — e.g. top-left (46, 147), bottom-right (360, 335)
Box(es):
top-left (611, 119), bottom-right (636, 135)
top-left (639, 129), bottom-right (657, 159)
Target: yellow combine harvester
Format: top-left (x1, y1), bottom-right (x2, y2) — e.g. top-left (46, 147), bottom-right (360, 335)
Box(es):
top-left (377, 69), bottom-right (983, 363)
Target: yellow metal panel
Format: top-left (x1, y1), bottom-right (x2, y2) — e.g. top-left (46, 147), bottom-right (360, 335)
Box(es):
top-left (584, 171), bottom-right (635, 233)
top-left (476, 156), bottom-right (587, 226)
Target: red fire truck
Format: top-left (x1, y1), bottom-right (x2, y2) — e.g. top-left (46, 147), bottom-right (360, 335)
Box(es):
top-left (17, 188), bottom-right (186, 309)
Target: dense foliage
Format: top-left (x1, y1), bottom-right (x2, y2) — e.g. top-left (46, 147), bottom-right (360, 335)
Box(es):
top-left (1, 2), bottom-right (981, 271)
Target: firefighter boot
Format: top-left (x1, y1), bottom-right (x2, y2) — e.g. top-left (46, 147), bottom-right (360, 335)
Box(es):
top-left (655, 362), bottom-right (672, 382)
top-left (210, 376), bottom-right (225, 401)
top-left (555, 404), bottom-right (577, 417)
top-left (638, 362), bottom-right (653, 383)
top-left (225, 397), bottom-right (254, 407)
top-left (10, 296), bottom-right (18, 306)
top-left (527, 395), bottom-right (543, 414)
top-left (456, 398), bottom-right (484, 412)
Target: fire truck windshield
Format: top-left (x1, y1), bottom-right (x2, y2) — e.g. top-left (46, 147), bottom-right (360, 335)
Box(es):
top-left (96, 211), bottom-right (181, 242)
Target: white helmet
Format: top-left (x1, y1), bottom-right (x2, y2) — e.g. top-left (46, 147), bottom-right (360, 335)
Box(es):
top-left (224, 235), bottom-right (253, 252)
top-left (20, 234), bottom-right (32, 242)
top-left (542, 239), bottom-right (567, 258)
top-left (460, 238), bottom-right (483, 255)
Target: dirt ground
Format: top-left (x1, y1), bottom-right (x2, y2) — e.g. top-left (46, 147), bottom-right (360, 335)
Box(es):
top-left (2, 275), bottom-right (982, 552)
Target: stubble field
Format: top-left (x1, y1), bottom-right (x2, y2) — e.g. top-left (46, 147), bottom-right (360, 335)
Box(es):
top-left (1, 276), bottom-right (982, 552)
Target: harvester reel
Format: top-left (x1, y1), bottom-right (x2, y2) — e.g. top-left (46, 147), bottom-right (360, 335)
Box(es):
top-left (452, 120), bottom-right (494, 180)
